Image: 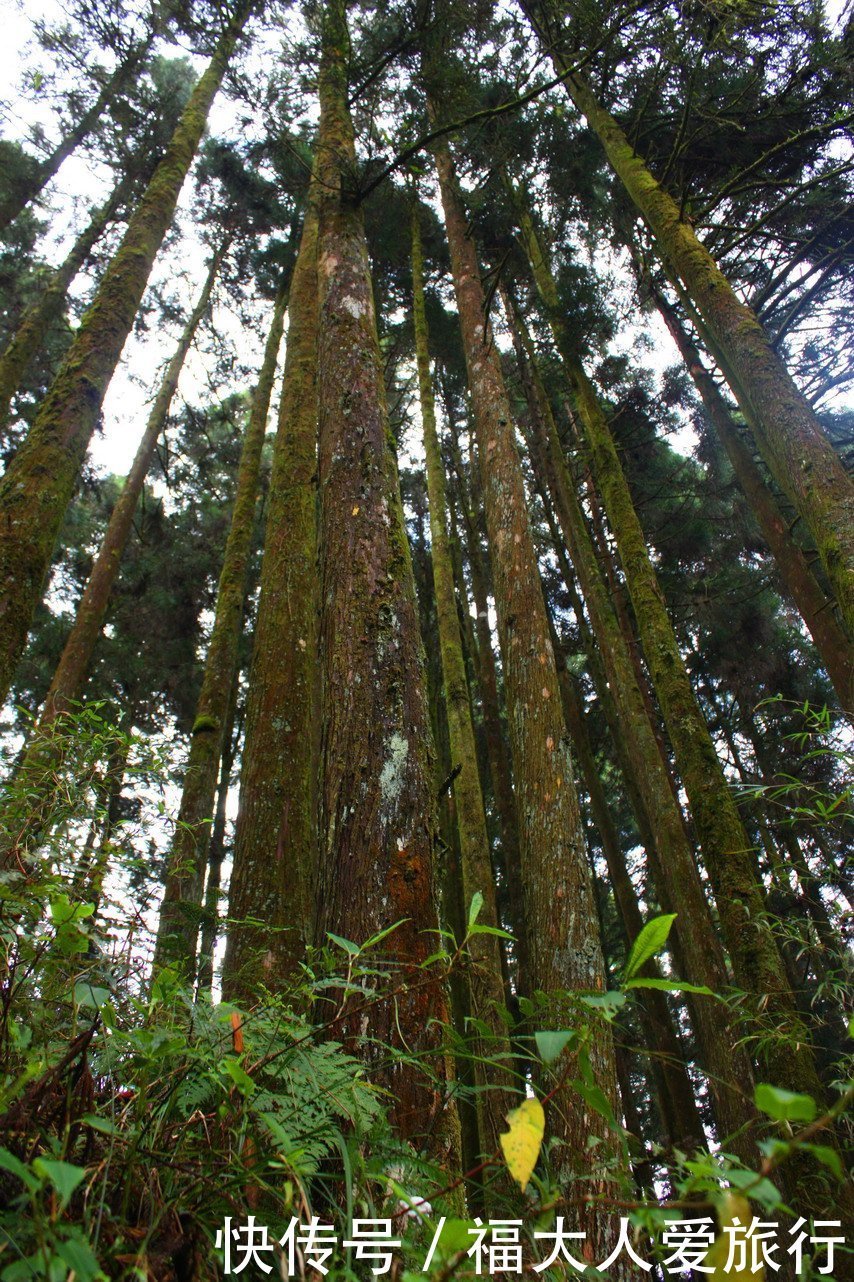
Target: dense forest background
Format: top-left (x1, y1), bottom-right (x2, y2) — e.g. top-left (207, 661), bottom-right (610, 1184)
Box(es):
top-left (0, 0), bottom-right (851, 1276)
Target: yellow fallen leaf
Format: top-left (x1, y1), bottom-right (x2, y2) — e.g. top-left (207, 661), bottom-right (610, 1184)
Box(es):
top-left (499, 1097), bottom-right (545, 1191)
top-left (705, 1193), bottom-right (762, 1282)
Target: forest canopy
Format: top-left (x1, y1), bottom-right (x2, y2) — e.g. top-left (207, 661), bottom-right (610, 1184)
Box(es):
top-left (0, 0), bottom-right (851, 1277)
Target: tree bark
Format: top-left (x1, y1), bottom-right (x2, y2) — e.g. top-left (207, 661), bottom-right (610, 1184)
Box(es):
top-left (411, 198), bottom-right (516, 1160)
top-left (0, 0), bottom-right (253, 707)
top-left (0, 183), bottom-right (123, 430)
top-left (197, 673), bottom-right (241, 996)
top-left (0, 246), bottom-right (224, 870)
top-left (651, 285), bottom-right (853, 710)
top-left (549, 615), bottom-right (706, 1154)
top-left (44, 243), bottom-right (226, 730)
top-left (509, 211), bottom-right (838, 1197)
top-left (311, 0), bottom-right (461, 1177)
top-left (155, 271), bottom-right (287, 977)
top-left (430, 124), bottom-right (623, 1250)
top-left (0, 33), bottom-right (154, 233)
top-left (508, 291), bottom-right (759, 1155)
top-left (445, 418), bottom-right (529, 993)
top-left (520, 11), bottom-right (854, 636)
top-left (222, 193), bottom-right (320, 1001)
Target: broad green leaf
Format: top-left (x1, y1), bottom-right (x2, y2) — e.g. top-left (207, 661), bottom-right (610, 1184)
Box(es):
top-left (362, 919), bottom-right (408, 951)
top-left (581, 991), bottom-right (626, 1018)
top-left (49, 895), bottom-right (95, 925)
top-left (754, 1083), bottom-right (817, 1124)
top-left (56, 1232), bottom-right (105, 1281)
top-left (625, 977), bottom-right (715, 996)
top-left (467, 891), bottom-right (484, 929)
top-left (534, 1030), bottom-right (576, 1064)
top-left (624, 913), bottom-right (677, 981)
top-left (221, 1057), bottom-right (256, 1097)
top-left (468, 923), bottom-right (514, 939)
top-left (499, 1097), bottom-right (545, 1191)
top-left (80, 1114), bottom-right (118, 1136)
top-left (806, 1143), bottom-right (844, 1181)
top-left (327, 932), bottom-right (360, 956)
top-left (573, 1080), bottom-right (619, 1131)
top-left (32, 1158), bottom-right (86, 1206)
top-left (74, 983), bottom-right (111, 1009)
top-left (0, 1145), bottom-right (39, 1193)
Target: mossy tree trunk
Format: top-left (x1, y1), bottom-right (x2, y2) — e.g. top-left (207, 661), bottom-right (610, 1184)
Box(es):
top-left (445, 415), bottom-right (528, 992)
top-left (411, 198), bottom-right (515, 1160)
top-left (431, 126), bottom-right (624, 1251)
top-left (311, 0), bottom-right (460, 1176)
top-left (508, 290), bottom-right (759, 1156)
top-left (155, 273), bottom-right (288, 978)
top-left (547, 613), bottom-right (705, 1153)
top-left (651, 285), bottom-right (853, 710)
top-left (0, 183), bottom-right (124, 430)
top-left (222, 193), bottom-right (320, 1002)
top-left (0, 247), bottom-right (224, 870)
top-left (0, 0), bottom-right (253, 707)
top-left (197, 672), bottom-right (241, 996)
top-left (510, 211), bottom-right (836, 1195)
top-left (521, 9), bottom-right (854, 635)
top-left (44, 243), bottom-right (226, 731)
top-left (0, 34), bottom-right (155, 233)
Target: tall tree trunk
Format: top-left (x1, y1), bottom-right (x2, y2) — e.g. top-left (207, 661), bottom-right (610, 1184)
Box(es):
top-left (0, 0), bottom-right (253, 707)
top-left (445, 419), bottom-right (528, 992)
top-left (411, 198), bottom-right (515, 1160)
top-left (555, 312), bottom-right (828, 1114)
top-left (0, 247), bottom-right (223, 870)
top-left (222, 193), bottom-right (320, 1001)
top-left (549, 614), bottom-right (706, 1154)
top-left (510, 228), bottom-right (839, 1196)
top-left (197, 673), bottom-right (241, 996)
top-left (0, 183), bottom-right (123, 429)
top-left (430, 124), bottom-right (623, 1252)
top-left (651, 284), bottom-right (853, 709)
top-left (45, 243), bottom-right (225, 731)
top-left (508, 294), bottom-right (759, 1155)
top-left (155, 273), bottom-right (287, 977)
top-left (517, 21), bottom-right (854, 635)
top-left (0, 34), bottom-right (155, 233)
top-left (311, 0), bottom-right (461, 1177)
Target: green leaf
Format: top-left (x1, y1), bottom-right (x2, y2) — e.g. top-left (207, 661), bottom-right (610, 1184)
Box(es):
top-left (56, 1233), bottom-right (105, 1281)
top-left (573, 1080), bottom-right (618, 1130)
top-left (80, 1114), bottom-right (118, 1136)
top-left (805, 1143), bottom-right (844, 1181)
top-left (362, 919), bottom-right (408, 951)
top-left (467, 891), bottom-right (484, 929)
top-left (623, 913), bottom-right (677, 981)
top-left (754, 1083), bottom-right (817, 1124)
top-left (468, 922), bottom-right (514, 939)
top-left (534, 1030), bottom-right (576, 1064)
top-left (625, 977), bottom-right (715, 996)
top-left (327, 932), bottom-right (360, 956)
top-left (580, 991), bottom-right (626, 1018)
top-left (221, 1057), bottom-right (256, 1097)
top-left (49, 895), bottom-right (94, 925)
top-left (32, 1158), bottom-right (86, 1206)
top-left (0, 1146), bottom-right (39, 1193)
top-left (74, 983), bottom-right (112, 1009)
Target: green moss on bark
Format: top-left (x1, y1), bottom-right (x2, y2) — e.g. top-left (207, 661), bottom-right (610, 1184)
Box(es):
top-left (0, 1), bottom-right (252, 707)
top-left (155, 272), bottom-right (287, 977)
